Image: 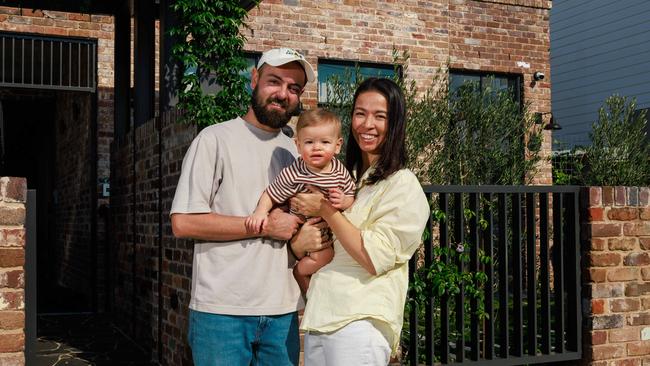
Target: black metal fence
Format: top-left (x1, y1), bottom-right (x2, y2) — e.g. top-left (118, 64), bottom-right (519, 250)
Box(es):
top-left (405, 186), bottom-right (581, 365)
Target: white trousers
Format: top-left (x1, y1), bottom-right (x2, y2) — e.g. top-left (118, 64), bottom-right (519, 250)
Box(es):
top-left (304, 320), bottom-right (391, 366)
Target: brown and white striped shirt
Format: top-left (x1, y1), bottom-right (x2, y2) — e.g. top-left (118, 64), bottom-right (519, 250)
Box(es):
top-left (266, 157), bottom-right (356, 205)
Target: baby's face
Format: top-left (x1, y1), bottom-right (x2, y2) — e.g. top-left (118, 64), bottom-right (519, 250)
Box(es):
top-left (295, 123), bottom-right (343, 171)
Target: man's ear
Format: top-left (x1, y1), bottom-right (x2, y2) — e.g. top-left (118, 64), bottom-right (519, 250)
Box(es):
top-left (251, 68), bottom-right (260, 90)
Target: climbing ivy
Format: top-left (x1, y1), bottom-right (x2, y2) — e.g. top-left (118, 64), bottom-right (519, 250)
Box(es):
top-left (169, 0), bottom-right (258, 127)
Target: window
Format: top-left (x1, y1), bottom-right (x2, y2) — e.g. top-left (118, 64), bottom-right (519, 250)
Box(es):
top-left (241, 52), bottom-right (260, 94)
top-left (318, 60), bottom-right (396, 104)
top-left (449, 71), bottom-right (521, 105)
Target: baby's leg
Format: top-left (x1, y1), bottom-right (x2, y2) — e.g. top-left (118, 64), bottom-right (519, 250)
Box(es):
top-left (293, 247), bottom-right (335, 294)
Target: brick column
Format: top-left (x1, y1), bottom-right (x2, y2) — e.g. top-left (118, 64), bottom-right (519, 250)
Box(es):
top-left (583, 186), bottom-right (650, 365)
top-left (0, 177), bottom-right (26, 365)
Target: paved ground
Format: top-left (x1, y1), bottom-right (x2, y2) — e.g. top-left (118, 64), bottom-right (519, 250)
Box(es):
top-left (35, 314), bottom-right (154, 366)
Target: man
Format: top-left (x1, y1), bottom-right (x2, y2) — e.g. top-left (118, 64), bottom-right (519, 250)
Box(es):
top-left (171, 48), bottom-right (328, 365)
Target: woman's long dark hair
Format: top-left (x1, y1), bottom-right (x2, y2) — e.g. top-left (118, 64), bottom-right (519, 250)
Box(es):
top-left (345, 77), bottom-right (407, 185)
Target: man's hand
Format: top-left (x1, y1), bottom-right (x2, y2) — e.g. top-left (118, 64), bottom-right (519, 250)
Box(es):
top-left (290, 217), bottom-right (332, 259)
top-left (261, 207), bottom-right (302, 241)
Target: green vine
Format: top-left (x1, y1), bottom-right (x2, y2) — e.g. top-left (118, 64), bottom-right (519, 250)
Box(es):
top-left (169, 0), bottom-right (259, 127)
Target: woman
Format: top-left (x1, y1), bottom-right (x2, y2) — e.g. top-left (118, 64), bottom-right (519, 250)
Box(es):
top-left (292, 78), bottom-right (429, 365)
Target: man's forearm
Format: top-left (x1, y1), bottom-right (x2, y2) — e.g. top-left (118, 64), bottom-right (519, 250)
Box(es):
top-left (171, 212), bottom-right (255, 241)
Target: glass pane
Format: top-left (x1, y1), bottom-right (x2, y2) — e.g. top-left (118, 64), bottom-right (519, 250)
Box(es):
top-left (318, 62), bottom-right (394, 103)
top-left (241, 54), bottom-right (259, 94)
top-left (449, 73), bottom-right (480, 94)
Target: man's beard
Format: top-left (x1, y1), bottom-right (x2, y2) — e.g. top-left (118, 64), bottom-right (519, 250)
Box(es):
top-left (251, 87), bottom-right (299, 129)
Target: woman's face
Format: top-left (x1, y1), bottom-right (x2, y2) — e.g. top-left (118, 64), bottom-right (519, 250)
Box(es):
top-left (351, 91), bottom-right (388, 164)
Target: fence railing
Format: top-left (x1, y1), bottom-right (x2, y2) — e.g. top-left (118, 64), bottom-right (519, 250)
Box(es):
top-left (405, 185), bottom-right (581, 366)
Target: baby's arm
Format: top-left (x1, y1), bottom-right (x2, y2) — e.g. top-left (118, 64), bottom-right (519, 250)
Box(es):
top-left (328, 188), bottom-right (355, 211)
top-left (245, 191), bottom-right (275, 234)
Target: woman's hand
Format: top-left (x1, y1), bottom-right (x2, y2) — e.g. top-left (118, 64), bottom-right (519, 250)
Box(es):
top-left (291, 185), bottom-right (335, 217)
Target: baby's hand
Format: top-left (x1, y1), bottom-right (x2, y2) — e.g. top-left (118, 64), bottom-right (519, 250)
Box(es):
top-left (328, 188), bottom-right (354, 210)
top-left (245, 212), bottom-right (267, 234)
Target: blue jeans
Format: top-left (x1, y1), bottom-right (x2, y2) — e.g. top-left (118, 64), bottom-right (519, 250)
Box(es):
top-left (188, 309), bottom-right (300, 366)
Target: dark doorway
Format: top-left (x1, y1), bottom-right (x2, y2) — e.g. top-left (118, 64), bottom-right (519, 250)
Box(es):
top-left (0, 89), bottom-right (94, 313)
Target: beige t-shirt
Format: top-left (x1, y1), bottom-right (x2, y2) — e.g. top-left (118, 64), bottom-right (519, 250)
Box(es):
top-left (170, 117), bottom-right (302, 315)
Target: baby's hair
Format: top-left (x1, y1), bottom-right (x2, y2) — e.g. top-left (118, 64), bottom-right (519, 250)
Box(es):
top-left (296, 108), bottom-right (342, 137)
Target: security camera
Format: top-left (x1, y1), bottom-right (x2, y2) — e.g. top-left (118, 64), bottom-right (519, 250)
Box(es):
top-left (533, 71), bottom-right (545, 81)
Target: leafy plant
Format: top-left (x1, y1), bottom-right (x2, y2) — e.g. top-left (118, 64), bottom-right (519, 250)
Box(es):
top-left (581, 95), bottom-right (650, 186)
top-left (553, 95), bottom-right (650, 186)
top-left (170, 0), bottom-right (258, 127)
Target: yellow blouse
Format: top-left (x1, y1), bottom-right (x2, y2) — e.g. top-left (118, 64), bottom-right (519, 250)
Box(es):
top-left (300, 168), bottom-right (430, 353)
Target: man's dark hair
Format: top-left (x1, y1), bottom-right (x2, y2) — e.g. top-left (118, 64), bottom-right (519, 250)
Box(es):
top-left (345, 77), bottom-right (407, 185)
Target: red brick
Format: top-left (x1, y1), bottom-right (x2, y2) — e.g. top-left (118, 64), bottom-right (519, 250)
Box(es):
top-left (591, 330), bottom-right (608, 345)
top-left (641, 208), bottom-right (650, 220)
top-left (591, 344), bottom-right (626, 360)
top-left (625, 223), bottom-right (650, 236)
top-left (591, 252), bottom-right (622, 267)
top-left (0, 291), bottom-right (24, 310)
top-left (0, 269), bottom-right (23, 288)
top-left (642, 238), bottom-right (650, 250)
top-left (595, 283), bottom-right (625, 298)
top-left (593, 314), bottom-right (626, 329)
top-left (642, 298), bottom-right (650, 310)
top-left (590, 187), bottom-right (603, 207)
top-left (609, 208), bottom-right (640, 221)
top-left (609, 268), bottom-right (641, 282)
top-left (0, 352), bottom-right (24, 365)
top-left (604, 187), bottom-right (615, 205)
top-left (0, 228), bottom-right (24, 247)
top-left (590, 268), bottom-right (607, 283)
top-left (593, 223), bottom-right (623, 237)
top-left (611, 298), bottom-right (641, 312)
top-left (627, 253), bottom-right (650, 267)
top-left (616, 187), bottom-right (627, 206)
top-left (629, 313), bottom-right (650, 326)
top-left (628, 341), bottom-right (650, 356)
top-left (593, 299), bottom-right (606, 314)
top-left (627, 283), bottom-right (650, 297)
top-left (0, 249), bottom-right (24, 267)
top-left (610, 238), bottom-right (638, 251)
top-left (640, 188), bottom-right (649, 206)
top-left (613, 359), bottom-right (642, 366)
top-left (0, 206), bottom-right (25, 226)
top-left (590, 207), bottom-right (605, 221)
top-left (591, 238), bottom-right (608, 251)
top-left (610, 328), bottom-right (641, 342)
top-left (0, 312), bottom-right (23, 330)
top-left (642, 269), bottom-right (650, 281)
top-left (1, 177), bottom-right (26, 203)
top-left (0, 332), bottom-right (23, 352)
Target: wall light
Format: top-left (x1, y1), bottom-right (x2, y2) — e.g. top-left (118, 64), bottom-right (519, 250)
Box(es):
top-left (535, 112), bottom-right (562, 130)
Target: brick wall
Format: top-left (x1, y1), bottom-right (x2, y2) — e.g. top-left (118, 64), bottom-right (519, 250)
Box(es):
top-left (244, 0), bottom-right (553, 184)
top-left (110, 112), bottom-right (196, 364)
top-left (0, 7), bottom-right (115, 308)
top-left (0, 177), bottom-right (26, 366)
top-left (583, 186), bottom-right (650, 365)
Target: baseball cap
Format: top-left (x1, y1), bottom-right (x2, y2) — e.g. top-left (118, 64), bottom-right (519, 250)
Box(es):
top-left (257, 48), bottom-right (315, 84)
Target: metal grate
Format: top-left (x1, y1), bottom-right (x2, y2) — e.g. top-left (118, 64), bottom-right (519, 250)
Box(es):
top-left (405, 185), bottom-right (582, 366)
top-left (0, 32), bottom-right (96, 92)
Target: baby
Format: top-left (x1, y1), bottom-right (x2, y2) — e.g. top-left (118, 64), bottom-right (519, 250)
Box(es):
top-left (246, 108), bottom-right (356, 293)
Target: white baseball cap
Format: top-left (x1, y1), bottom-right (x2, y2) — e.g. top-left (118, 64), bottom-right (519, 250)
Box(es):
top-left (257, 48), bottom-right (315, 84)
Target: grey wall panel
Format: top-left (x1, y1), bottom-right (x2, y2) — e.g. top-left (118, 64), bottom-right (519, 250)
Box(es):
top-left (551, 0), bottom-right (650, 148)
